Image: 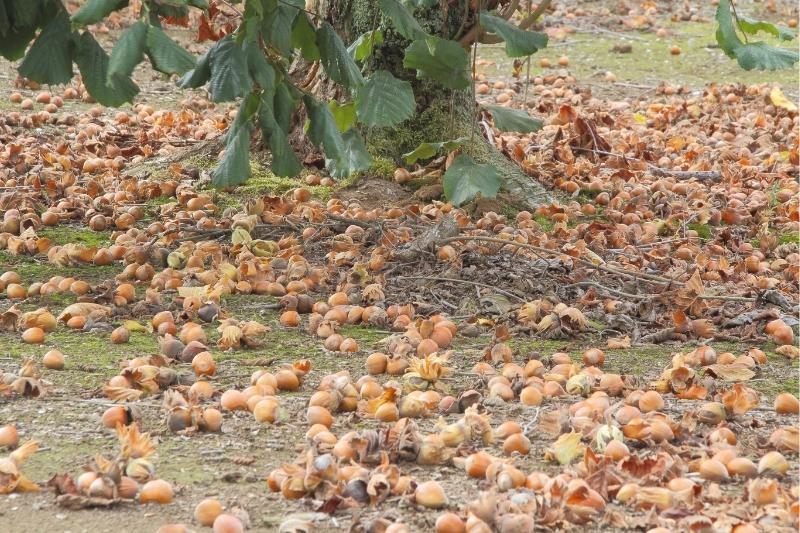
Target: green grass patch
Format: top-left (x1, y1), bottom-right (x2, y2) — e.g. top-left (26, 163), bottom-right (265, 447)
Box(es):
top-left (38, 226), bottom-right (111, 247)
top-left (0, 251), bottom-right (122, 284)
top-left (533, 214), bottom-right (555, 232)
top-left (688, 223), bottom-right (711, 239)
top-left (477, 21), bottom-right (798, 92)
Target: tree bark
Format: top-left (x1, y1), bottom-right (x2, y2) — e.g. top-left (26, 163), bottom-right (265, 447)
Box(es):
top-left (313, 0), bottom-right (551, 209)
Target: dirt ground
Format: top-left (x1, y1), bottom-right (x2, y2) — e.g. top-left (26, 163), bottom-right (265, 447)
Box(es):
top-left (0, 1), bottom-right (798, 532)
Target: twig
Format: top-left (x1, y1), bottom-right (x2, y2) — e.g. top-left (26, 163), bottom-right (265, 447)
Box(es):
top-left (443, 236), bottom-right (757, 303)
top-left (439, 235), bottom-right (684, 286)
top-left (648, 166), bottom-right (721, 181)
top-left (394, 275), bottom-right (526, 303)
top-left (570, 146), bottom-right (721, 180)
top-left (500, 0), bottom-right (521, 19)
top-left (326, 213), bottom-right (373, 229)
top-left (698, 293), bottom-right (755, 302)
top-left (515, 0), bottom-right (553, 30)
top-left (564, 281), bottom-right (646, 300)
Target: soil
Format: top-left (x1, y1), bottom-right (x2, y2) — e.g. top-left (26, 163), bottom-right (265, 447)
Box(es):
top-left (336, 179), bottom-right (412, 212)
top-left (0, 1), bottom-right (798, 532)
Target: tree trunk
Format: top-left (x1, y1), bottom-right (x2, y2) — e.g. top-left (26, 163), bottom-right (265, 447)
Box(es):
top-left (313, 0), bottom-right (551, 209)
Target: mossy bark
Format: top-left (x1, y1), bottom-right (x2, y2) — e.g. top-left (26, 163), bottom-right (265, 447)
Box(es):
top-left (320, 0), bottom-right (551, 208)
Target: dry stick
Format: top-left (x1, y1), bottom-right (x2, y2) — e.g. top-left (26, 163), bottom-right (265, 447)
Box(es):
top-left (440, 235), bottom-right (757, 303)
top-left (564, 281), bottom-right (646, 300)
top-left (439, 235), bottom-right (682, 285)
top-left (394, 275), bottom-right (526, 303)
top-left (569, 146), bottom-right (722, 180)
top-left (648, 167), bottom-right (722, 180)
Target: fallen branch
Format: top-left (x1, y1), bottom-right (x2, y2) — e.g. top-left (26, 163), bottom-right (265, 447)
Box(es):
top-left (439, 235), bottom-right (684, 286)
top-left (442, 235), bottom-right (759, 303)
top-left (393, 275), bottom-right (526, 303)
top-left (564, 281), bottom-right (645, 300)
top-left (648, 166), bottom-right (721, 181)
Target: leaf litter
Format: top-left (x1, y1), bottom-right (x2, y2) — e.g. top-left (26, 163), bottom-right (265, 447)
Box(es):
top-left (0, 1), bottom-right (798, 532)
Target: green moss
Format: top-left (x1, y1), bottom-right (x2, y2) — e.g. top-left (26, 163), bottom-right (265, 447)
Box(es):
top-left (225, 161), bottom-right (332, 200)
top-left (366, 156), bottom-right (396, 178)
top-left (184, 155), bottom-right (217, 170)
top-left (533, 215), bottom-right (554, 232)
top-left (38, 226), bottom-right (111, 247)
top-left (688, 223), bottom-right (711, 239)
top-left (367, 96), bottom-right (471, 161)
top-left (778, 233), bottom-right (798, 245)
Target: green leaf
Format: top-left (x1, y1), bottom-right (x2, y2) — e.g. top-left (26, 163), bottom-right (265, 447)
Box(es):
top-left (0, 2), bottom-right (9, 35)
top-left (244, 40), bottom-right (276, 94)
top-left (292, 12), bottom-right (320, 60)
top-left (207, 35), bottom-right (251, 102)
top-left (213, 96), bottom-right (257, 188)
top-left (328, 101), bottom-right (357, 132)
top-left (75, 32), bottom-right (139, 107)
top-left (317, 22), bottom-right (364, 89)
top-left (304, 95), bottom-right (344, 151)
top-left (738, 16), bottom-right (796, 40)
top-left (304, 96), bottom-right (371, 177)
top-left (273, 83), bottom-right (296, 133)
top-left (377, 0), bottom-right (427, 41)
top-left (403, 37), bottom-right (470, 90)
top-left (484, 105), bottom-right (543, 133)
top-left (10, 1), bottom-right (43, 29)
top-left (146, 25), bottom-right (196, 75)
top-left (326, 130), bottom-right (372, 178)
top-left (0, 24), bottom-right (37, 60)
top-left (355, 70), bottom-right (415, 128)
top-left (479, 11), bottom-right (547, 57)
top-left (178, 49), bottom-right (211, 88)
top-left (734, 42), bottom-right (799, 70)
top-left (259, 97), bottom-right (302, 177)
top-left (715, 0), bottom-right (741, 57)
top-left (348, 29), bottom-right (384, 61)
top-left (108, 20), bottom-right (147, 80)
top-left (442, 154), bottom-right (501, 207)
top-left (19, 10), bottom-right (74, 85)
top-left (188, 0), bottom-right (209, 8)
top-left (263, 3), bottom-right (298, 56)
top-left (403, 137), bottom-right (468, 164)
top-left (71, 0), bottom-right (128, 25)
top-left (715, 0), bottom-right (799, 70)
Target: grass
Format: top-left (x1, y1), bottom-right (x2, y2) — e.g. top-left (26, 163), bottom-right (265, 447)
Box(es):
top-left (38, 226), bottom-right (111, 248)
top-left (507, 335), bottom-right (799, 399)
top-left (688, 223), bottom-right (712, 239)
top-left (0, 251), bottom-right (122, 285)
top-left (2, 327), bottom-right (159, 389)
top-left (477, 21), bottom-right (798, 92)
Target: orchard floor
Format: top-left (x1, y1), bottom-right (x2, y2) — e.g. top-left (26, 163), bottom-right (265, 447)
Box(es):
top-left (0, 1), bottom-right (799, 532)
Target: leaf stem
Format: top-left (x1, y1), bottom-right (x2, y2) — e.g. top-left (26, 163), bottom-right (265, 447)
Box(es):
top-left (728, 0), bottom-right (749, 44)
